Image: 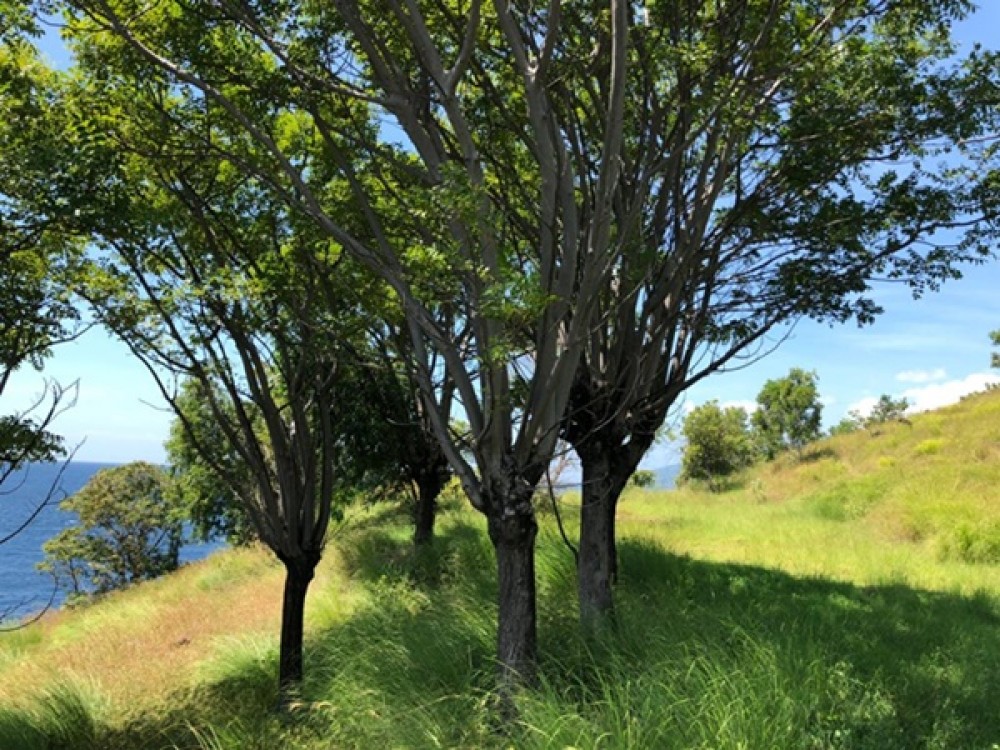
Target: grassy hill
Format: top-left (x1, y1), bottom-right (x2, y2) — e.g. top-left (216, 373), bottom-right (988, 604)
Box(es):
top-left (2, 390), bottom-right (999, 749)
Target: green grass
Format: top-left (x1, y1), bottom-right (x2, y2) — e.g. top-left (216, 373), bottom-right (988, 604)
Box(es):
top-left (2, 390), bottom-right (1000, 748)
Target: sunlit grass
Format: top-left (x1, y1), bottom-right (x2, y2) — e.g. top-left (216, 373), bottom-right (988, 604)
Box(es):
top-left (0, 545), bottom-right (289, 715)
top-left (1, 390), bottom-right (998, 748)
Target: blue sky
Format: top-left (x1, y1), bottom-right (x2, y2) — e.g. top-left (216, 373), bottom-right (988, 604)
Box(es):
top-left (6, 4), bottom-right (1000, 466)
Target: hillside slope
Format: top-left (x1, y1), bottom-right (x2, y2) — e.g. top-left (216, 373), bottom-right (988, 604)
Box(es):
top-left (614, 388), bottom-right (1000, 594)
top-left (1, 390), bottom-right (998, 748)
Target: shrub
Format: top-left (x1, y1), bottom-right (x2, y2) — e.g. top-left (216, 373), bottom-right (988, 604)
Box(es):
top-left (829, 415), bottom-right (863, 437)
top-left (866, 395), bottom-right (910, 430)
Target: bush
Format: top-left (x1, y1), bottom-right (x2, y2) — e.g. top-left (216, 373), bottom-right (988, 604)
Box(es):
top-left (866, 395), bottom-right (910, 429)
top-left (829, 415), bottom-right (862, 437)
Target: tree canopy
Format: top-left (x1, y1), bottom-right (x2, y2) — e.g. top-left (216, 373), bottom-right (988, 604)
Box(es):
top-left (4, 0), bottom-right (999, 703)
top-left (39, 462), bottom-right (183, 601)
top-left (0, 27), bottom-right (81, 569)
top-left (752, 369), bottom-right (823, 458)
top-left (680, 402), bottom-right (755, 490)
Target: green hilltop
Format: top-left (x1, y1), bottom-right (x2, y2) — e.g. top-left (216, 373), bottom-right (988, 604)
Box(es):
top-left (2, 389), bottom-right (999, 749)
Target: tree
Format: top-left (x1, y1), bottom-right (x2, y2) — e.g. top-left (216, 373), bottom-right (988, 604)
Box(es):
top-left (25, 70), bottom-right (358, 698)
top-left (38, 462), bottom-right (184, 601)
top-left (2, 36), bottom-right (452, 697)
top-left (991, 330), bottom-right (999, 369)
top-left (339, 346), bottom-right (453, 547)
top-left (37, 0), bottom-right (1000, 695)
top-left (629, 470), bottom-right (655, 489)
top-left (167, 343), bottom-right (453, 549)
top-left (54, 0), bottom-right (626, 697)
top-left (679, 402), bottom-right (755, 490)
top-left (866, 394), bottom-right (911, 428)
top-left (553, 0), bottom-right (1000, 626)
top-left (752, 369), bottom-right (823, 459)
top-left (0, 35), bottom-right (78, 477)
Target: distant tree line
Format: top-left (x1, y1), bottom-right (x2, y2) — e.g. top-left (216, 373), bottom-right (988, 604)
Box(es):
top-left (679, 368), bottom-right (945, 489)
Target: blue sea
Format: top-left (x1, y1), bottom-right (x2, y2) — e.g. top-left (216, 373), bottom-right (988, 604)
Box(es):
top-left (656, 464), bottom-right (680, 489)
top-left (0, 461), bottom-right (222, 622)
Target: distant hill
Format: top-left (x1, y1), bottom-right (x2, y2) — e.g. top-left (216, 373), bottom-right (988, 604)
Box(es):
top-left (660, 387), bottom-right (1000, 566)
top-left (654, 464), bottom-right (681, 489)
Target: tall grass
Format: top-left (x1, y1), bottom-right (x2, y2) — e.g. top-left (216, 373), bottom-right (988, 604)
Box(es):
top-left (2, 390), bottom-right (999, 748)
top-left (0, 681), bottom-right (108, 750)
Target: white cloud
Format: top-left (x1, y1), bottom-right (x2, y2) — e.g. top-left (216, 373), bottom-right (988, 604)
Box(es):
top-left (719, 399), bottom-right (758, 415)
top-left (845, 396), bottom-right (880, 419)
top-left (901, 372), bottom-right (1000, 413)
top-left (846, 372), bottom-right (1000, 418)
top-left (895, 368), bottom-right (947, 384)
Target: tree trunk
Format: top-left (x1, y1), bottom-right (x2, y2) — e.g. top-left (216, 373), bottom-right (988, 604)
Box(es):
top-left (488, 509), bottom-right (538, 700)
top-left (577, 447), bottom-right (632, 631)
top-left (413, 472), bottom-right (443, 546)
top-left (278, 557), bottom-right (315, 707)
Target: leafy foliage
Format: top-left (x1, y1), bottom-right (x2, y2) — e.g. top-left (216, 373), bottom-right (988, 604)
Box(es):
top-left (752, 369), bottom-right (823, 458)
top-left (0, 31), bottom-right (80, 566)
top-left (0, 414), bottom-right (63, 467)
top-left (829, 416), bottom-right (863, 438)
top-left (6, 0), bottom-right (1000, 691)
top-left (991, 330), bottom-right (999, 369)
top-left (680, 402), bottom-right (756, 490)
top-left (39, 462), bottom-right (184, 601)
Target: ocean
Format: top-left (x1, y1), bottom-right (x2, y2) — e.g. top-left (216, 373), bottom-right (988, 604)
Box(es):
top-left (0, 461), bottom-right (222, 623)
top-left (1, 461), bottom-right (678, 622)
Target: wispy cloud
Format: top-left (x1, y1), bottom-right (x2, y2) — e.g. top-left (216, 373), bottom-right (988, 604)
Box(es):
top-left (720, 399), bottom-right (758, 415)
top-left (895, 368), bottom-right (947, 384)
top-left (854, 332), bottom-right (976, 352)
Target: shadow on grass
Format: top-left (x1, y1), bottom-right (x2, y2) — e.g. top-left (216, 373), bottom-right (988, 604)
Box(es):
top-left (17, 519), bottom-right (999, 749)
top-left (337, 516), bottom-right (489, 589)
top-left (614, 538), bottom-right (1000, 746)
